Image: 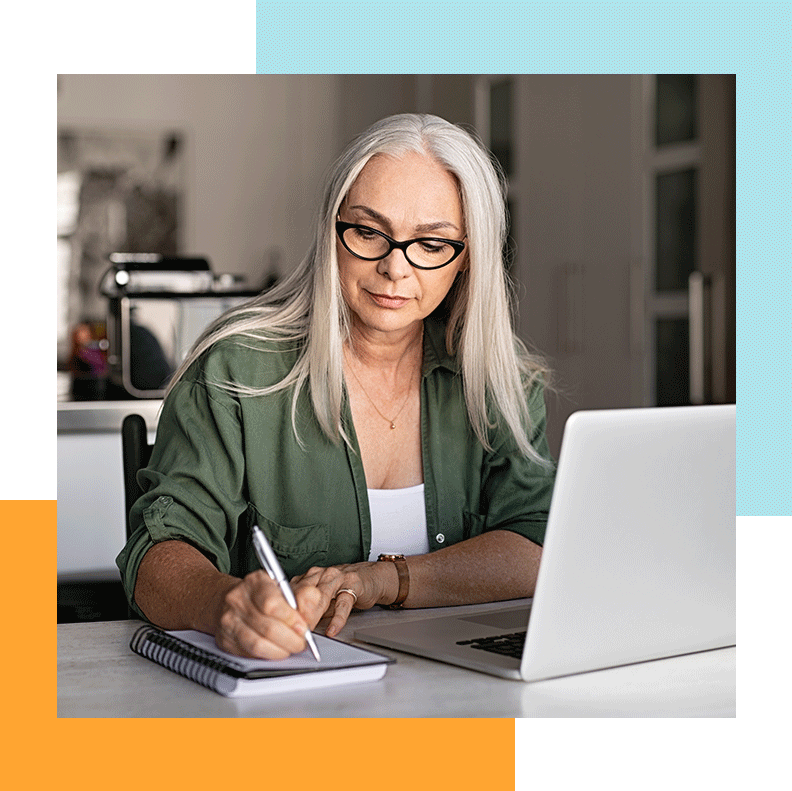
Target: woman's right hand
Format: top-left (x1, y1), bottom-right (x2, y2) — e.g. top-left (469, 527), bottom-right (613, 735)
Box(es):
top-left (134, 540), bottom-right (328, 660)
top-left (213, 570), bottom-right (325, 659)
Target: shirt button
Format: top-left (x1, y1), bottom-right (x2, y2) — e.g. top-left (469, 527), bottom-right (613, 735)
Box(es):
top-left (435, 533), bottom-right (445, 544)
top-left (158, 496), bottom-right (172, 506)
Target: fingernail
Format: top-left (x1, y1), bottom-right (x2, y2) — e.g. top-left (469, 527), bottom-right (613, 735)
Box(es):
top-left (326, 625), bottom-right (337, 637)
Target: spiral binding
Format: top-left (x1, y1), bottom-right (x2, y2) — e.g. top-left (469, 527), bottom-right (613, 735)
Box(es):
top-left (130, 625), bottom-right (243, 695)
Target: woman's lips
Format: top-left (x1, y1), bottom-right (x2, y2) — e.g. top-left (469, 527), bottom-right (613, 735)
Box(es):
top-left (367, 291), bottom-right (412, 309)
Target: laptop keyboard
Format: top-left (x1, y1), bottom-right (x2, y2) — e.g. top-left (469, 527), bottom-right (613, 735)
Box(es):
top-left (456, 631), bottom-right (527, 659)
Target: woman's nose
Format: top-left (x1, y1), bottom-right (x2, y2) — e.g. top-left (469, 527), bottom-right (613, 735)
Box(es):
top-left (376, 248), bottom-right (412, 280)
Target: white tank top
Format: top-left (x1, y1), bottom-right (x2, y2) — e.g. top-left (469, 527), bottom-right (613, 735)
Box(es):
top-left (367, 483), bottom-right (429, 561)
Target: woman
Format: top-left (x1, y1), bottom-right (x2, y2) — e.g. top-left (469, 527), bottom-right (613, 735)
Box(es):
top-left (117, 113), bottom-right (555, 660)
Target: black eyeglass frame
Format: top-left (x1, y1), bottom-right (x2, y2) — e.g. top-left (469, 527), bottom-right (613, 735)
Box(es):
top-left (335, 220), bottom-right (466, 270)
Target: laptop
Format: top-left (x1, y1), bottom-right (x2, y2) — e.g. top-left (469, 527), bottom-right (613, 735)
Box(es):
top-left (355, 404), bottom-right (736, 681)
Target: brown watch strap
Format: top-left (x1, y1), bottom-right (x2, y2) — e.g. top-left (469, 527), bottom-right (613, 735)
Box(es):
top-left (377, 554), bottom-right (409, 608)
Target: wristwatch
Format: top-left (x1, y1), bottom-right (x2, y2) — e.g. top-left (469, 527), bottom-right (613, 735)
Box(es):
top-left (377, 553), bottom-right (409, 609)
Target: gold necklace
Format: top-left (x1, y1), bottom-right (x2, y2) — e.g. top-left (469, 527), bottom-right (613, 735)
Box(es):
top-left (345, 332), bottom-right (422, 430)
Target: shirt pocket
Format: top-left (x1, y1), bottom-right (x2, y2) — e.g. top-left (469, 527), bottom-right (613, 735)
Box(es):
top-left (248, 505), bottom-right (329, 577)
top-left (463, 510), bottom-right (487, 540)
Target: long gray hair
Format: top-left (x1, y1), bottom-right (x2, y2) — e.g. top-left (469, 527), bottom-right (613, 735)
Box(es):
top-left (169, 113), bottom-right (550, 465)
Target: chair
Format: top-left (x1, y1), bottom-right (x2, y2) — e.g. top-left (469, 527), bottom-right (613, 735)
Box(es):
top-left (121, 413), bottom-right (153, 540)
top-left (120, 413), bottom-right (154, 620)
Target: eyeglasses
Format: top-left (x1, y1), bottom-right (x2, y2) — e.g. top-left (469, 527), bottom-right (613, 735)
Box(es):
top-left (336, 220), bottom-right (466, 270)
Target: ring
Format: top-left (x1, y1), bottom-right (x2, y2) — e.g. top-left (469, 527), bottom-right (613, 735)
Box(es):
top-left (336, 588), bottom-right (358, 606)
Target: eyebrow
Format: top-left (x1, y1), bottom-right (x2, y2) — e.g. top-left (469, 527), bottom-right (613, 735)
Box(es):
top-left (347, 204), bottom-right (461, 235)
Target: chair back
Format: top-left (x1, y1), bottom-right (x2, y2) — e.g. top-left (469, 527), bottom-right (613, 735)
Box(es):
top-left (121, 412), bottom-right (249, 580)
top-left (121, 413), bottom-right (153, 540)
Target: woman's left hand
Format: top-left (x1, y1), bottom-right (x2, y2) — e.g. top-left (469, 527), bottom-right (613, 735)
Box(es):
top-left (291, 561), bottom-right (398, 637)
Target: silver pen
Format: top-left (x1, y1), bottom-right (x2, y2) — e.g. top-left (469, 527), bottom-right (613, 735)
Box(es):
top-left (251, 525), bottom-right (322, 662)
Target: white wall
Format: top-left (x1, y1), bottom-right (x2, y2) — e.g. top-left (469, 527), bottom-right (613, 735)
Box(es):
top-left (58, 75), bottom-right (342, 283)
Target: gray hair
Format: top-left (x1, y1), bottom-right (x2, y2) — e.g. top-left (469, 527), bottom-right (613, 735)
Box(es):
top-left (169, 114), bottom-right (550, 464)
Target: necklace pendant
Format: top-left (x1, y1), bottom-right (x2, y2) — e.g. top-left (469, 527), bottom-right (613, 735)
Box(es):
top-left (390, 422), bottom-right (396, 430)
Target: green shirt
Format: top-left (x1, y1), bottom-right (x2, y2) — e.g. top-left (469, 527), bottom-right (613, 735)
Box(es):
top-left (116, 317), bottom-right (556, 616)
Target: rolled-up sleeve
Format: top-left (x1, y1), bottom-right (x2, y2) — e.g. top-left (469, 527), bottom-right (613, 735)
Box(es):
top-left (116, 358), bottom-right (248, 616)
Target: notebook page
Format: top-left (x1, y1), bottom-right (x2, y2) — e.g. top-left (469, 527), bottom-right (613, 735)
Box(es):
top-left (167, 629), bottom-right (388, 672)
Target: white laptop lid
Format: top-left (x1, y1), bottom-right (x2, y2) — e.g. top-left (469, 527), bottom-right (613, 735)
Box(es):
top-left (520, 404), bottom-right (736, 681)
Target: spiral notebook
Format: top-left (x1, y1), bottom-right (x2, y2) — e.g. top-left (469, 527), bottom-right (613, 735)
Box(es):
top-left (130, 625), bottom-right (394, 697)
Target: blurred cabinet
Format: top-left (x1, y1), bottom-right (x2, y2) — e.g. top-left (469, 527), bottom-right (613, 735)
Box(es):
top-left (478, 75), bottom-right (638, 456)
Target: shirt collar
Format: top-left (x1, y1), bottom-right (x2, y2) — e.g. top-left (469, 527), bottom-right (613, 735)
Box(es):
top-left (422, 315), bottom-right (461, 376)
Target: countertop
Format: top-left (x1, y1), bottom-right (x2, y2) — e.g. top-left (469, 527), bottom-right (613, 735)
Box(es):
top-left (57, 399), bottom-right (162, 433)
top-left (57, 602), bottom-right (736, 718)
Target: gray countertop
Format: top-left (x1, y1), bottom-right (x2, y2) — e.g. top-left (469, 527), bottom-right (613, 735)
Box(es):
top-left (57, 399), bottom-right (162, 433)
top-left (57, 602), bottom-right (736, 718)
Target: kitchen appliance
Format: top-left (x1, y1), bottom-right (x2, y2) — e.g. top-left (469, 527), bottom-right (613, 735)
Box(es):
top-left (101, 254), bottom-right (258, 399)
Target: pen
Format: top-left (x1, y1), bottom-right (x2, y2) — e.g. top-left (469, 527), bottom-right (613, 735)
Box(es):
top-left (251, 525), bottom-right (322, 662)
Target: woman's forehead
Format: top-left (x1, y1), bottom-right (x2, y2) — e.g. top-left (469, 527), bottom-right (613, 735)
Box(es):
top-left (345, 151), bottom-right (463, 228)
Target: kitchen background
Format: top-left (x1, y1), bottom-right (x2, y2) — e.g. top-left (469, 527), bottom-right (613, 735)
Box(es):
top-left (57, 74), bottom-right (735, 621)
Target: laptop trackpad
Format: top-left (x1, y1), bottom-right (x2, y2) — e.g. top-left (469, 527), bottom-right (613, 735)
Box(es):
top-left (459, 607), bottom-right (531, 630)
